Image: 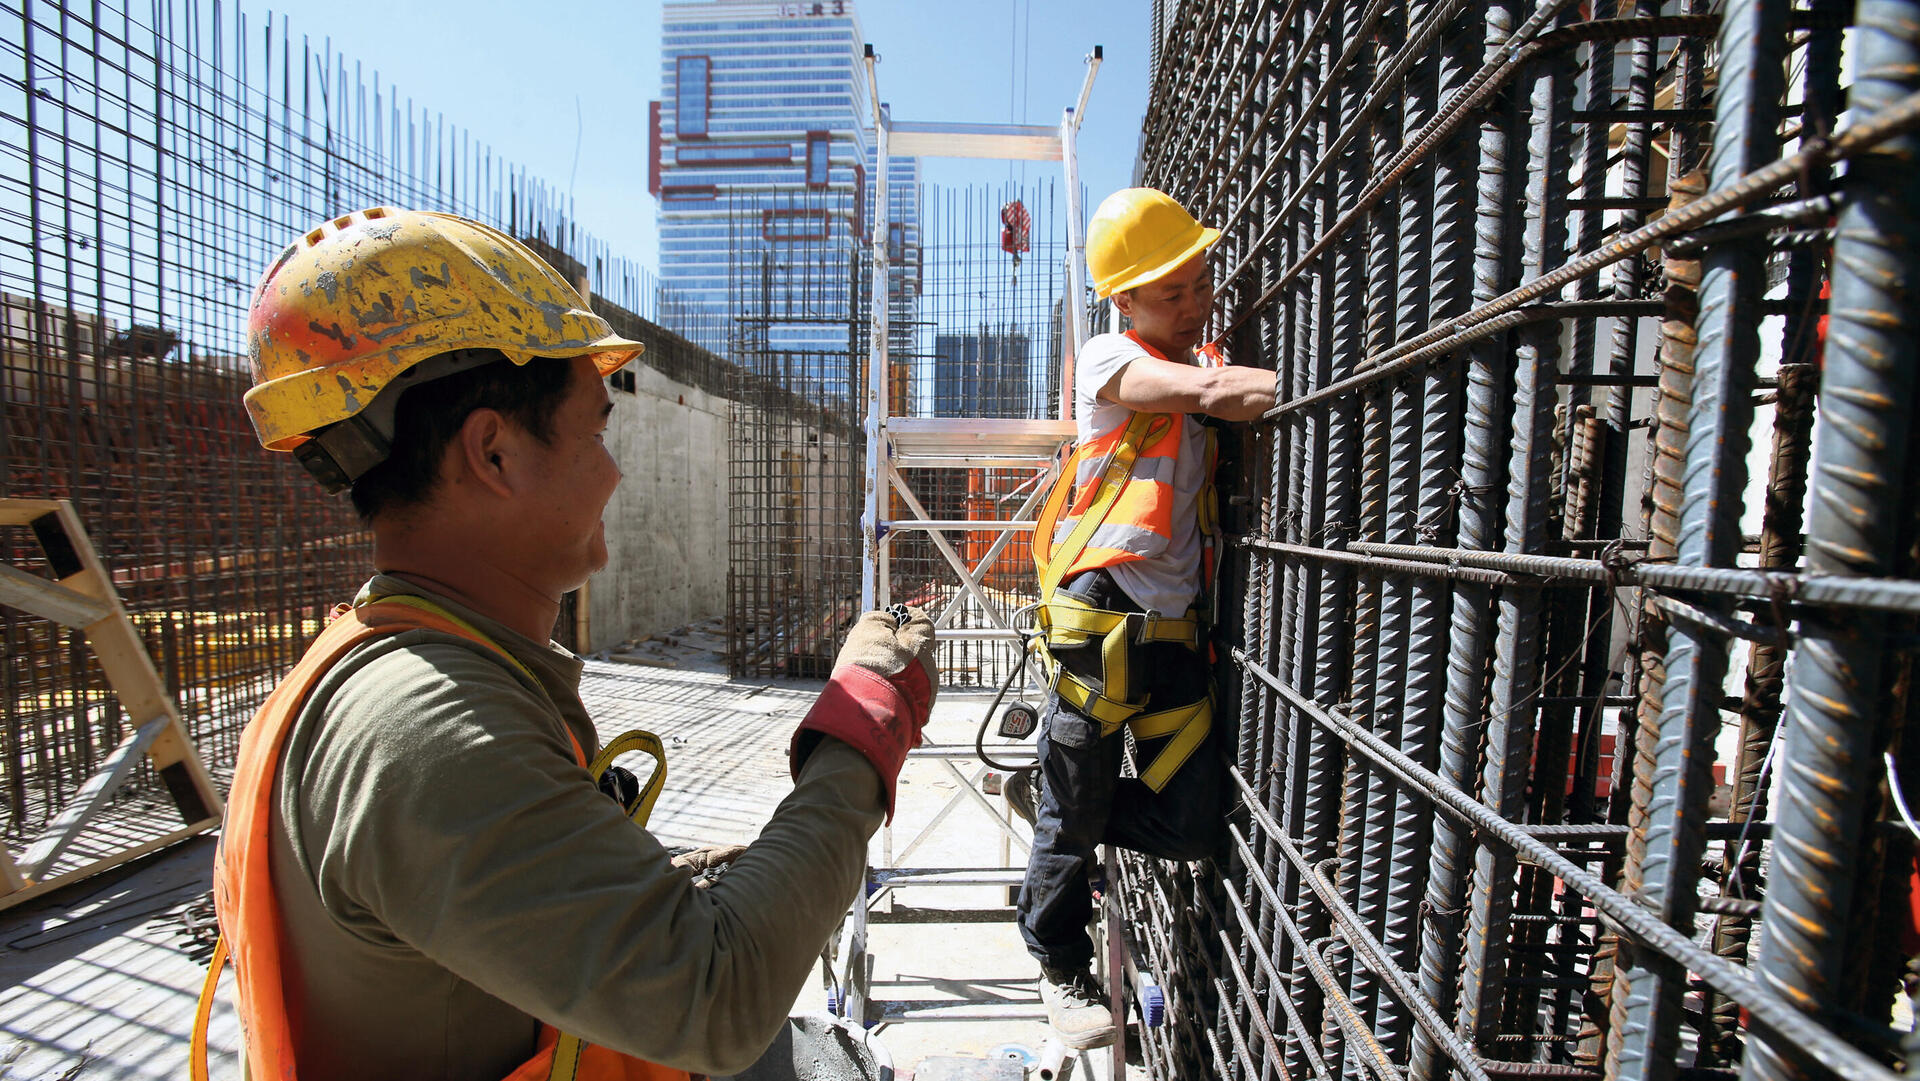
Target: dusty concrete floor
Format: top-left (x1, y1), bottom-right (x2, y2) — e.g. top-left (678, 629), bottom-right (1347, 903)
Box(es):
top-left (1, 639), bottom-right (1145, 1080)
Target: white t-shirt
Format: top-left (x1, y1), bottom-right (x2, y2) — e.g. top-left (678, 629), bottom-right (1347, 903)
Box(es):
top-left (1070, 332), bottom-right (1211, 616)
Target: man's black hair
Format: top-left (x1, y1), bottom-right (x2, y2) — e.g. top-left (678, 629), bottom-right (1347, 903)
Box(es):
top-left (349, 352), bottom-right (575, 521)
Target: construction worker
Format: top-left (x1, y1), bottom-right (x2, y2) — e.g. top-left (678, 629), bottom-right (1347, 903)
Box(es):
top-left (1008, 188), bottom-right (1276, 1049)
top-left (198, 207), bottom-right (937, 1081)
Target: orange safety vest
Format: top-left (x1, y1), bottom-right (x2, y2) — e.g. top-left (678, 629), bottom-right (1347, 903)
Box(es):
top-left (1034, 330), bottom-right (1222, 595)
top-left (191, 597), bottom-right (693, 1081)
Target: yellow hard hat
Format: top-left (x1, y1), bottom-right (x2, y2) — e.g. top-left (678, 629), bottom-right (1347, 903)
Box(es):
top-left (243, 207), bottom-right (644, 488)
top-left (1086, 188), bottom-right (1221, 298)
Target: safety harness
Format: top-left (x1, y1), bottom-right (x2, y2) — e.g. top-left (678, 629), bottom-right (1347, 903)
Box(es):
top-left (1031, 408), bottom-right (1220, 792)
top-left (191, 593), bottom-right (686, 1081)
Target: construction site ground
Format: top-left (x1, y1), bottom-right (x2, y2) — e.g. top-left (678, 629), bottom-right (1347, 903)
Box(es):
top-left (0, 626), bottom-right (1143, 1080)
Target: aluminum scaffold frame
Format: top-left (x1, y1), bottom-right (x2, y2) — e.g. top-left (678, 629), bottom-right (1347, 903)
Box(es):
top-left (842, 42), bottom-right (1153, 1074)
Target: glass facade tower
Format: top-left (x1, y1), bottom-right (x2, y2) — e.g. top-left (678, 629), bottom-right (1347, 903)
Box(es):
top-left (655, 0), bottom-right (920, 394)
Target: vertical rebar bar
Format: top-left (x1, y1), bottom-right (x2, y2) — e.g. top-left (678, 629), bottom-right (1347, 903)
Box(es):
top-left (1276, 4), bottom-right (1332, 1073)
top-left (1699, 356), bottom-right (1816, 1064)
top-left (1457, 45), bottom-right (1567, 1047)
top-left (1348, 3), bottom-right (1406, 1053)
top-left (1605, 4), bottom-right (1712, 1054)
top-left (1613, 6), bottom-right (1785, 1081)
top-left (1410, 2), bottom-right (1512, 1074)
top-left (1311, 2), bottom-right (1369, 1071)
top-left (1379, 0), bottom-right (1444, 1065)
top-left (1745, 4), bottom-right (1920, 1080)
top-left (1574, 12), bottom-right (1657, 1045)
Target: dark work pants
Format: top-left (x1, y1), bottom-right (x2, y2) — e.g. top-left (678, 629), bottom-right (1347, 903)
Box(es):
top-left (1015, 568), bottom-right (1229, 973)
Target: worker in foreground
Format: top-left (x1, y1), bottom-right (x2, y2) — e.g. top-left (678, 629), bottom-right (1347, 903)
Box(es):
top-left (1009, 188), bottom-right (1277, 1049)
top-left (200, 207), bottom-right (936, 1081)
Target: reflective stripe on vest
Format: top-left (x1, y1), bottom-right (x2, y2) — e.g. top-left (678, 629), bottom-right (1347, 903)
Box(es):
top-left (1074, 448), bottom-right (1179, 489)
top-left (190, 597), bottom-right (692, 1081)
top-left (1051, 517), bottom-right (1165, 560)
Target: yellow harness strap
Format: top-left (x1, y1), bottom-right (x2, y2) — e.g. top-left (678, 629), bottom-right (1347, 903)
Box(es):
top-left (1029, 411), bottom-right (1216, 792)
top-left (372, 594), bottom-right (544, 683)
top-left (1128, 698), bottom-right (1214, 792)
top-left (1035, 591), bottom-right (1204, 728)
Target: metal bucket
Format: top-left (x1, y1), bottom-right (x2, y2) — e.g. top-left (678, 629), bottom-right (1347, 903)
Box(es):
top-left (714, 1013), bottom-right (893, 1081)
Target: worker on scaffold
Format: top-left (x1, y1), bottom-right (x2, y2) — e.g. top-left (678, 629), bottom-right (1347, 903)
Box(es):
top-left (194, 207), bottom-right (937, 1081)
top-left (1006, 188), bottom-right (1278, 1049)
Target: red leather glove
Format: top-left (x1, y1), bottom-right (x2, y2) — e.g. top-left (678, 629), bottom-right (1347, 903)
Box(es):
top-left (790, 607), bottom-right (937, 819)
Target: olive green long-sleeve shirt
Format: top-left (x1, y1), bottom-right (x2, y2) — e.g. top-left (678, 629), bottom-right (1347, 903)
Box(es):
top-left (265, 575), bottom-right (882, 1080)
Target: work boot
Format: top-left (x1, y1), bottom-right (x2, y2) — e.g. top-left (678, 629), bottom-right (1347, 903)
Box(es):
top-left (1039, 965), bottom-right (1116, 1050)
top-left (1004, 767), bottom-right (1038, 825)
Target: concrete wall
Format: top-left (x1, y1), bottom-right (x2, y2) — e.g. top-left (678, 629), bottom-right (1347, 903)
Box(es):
top-left (586, 362), bottom-right (731, 652)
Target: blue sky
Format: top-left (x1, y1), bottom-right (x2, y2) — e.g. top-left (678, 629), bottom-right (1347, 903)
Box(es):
top-left (259, 0), bottom-right (1153, 273)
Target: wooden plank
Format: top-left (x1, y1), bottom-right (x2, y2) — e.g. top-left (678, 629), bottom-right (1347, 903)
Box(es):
top-left (0, 562), bottom-right (114, 627)
top-left (0, 498), bottom-right (63, 527)
top-left (0, 848), bottom-right (26, 896)
top-left (21, 718), bottom-right (171, 878)
top-left (82, 616), bottom-right (225, 822)
top-left (64, 518), bottom-right (223, 822)
top-left (0, 818), bottom-right (220, 912)
top-left (82, 605), bottom-right (175, 730)
top-left (0, 498), bottom-right (227, 905)
top-left (53, 502), bottom-right (116, 585)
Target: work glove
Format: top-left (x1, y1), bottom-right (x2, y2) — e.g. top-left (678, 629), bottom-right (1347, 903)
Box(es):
top-left (790, 606), bottom-right (938, 820)
top-left (670, 843), bottom-right (750, 888)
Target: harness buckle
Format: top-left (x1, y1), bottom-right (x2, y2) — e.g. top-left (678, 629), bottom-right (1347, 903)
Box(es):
top-left (1128, 608), bottom-right (1199, 649)
top-left (1130, 609), bottom-right (1161, 644)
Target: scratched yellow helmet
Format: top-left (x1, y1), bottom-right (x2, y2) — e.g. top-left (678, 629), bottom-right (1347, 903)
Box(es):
top-left (244, 206), bottom-right (644, 490)
top-left (1086, 187), bottom-right (1221, 298)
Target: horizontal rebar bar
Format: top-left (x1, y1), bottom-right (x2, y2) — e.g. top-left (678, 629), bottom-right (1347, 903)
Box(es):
top-left (1345, 541), bottom-right (1920, 614)
top-left (1261, 84), bottom-right (1920, 419)
top-left (1224, 773), bottom-right (1494, 1081)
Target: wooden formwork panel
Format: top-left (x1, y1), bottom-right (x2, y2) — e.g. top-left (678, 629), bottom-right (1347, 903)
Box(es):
top-left (0, 498), bottom-right (223, 910)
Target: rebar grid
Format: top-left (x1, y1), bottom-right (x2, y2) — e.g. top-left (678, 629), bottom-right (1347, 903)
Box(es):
top-left (723, 188), bottom-right (867, 680)
top-left (1119, 2), bottom-right (1920, 1079)
top-left (2, 0), bottom-right (722, 839)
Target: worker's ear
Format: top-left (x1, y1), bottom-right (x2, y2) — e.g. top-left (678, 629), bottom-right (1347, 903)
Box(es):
top-left (1110, 289), bottom-right (1135, 319)
top-left (449, 407), bottom-right (518, 500)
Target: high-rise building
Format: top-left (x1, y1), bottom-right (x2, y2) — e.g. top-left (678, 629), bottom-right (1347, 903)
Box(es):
top-left (654, 0), bottom-right (919, 403)
top-left (932, 327), bottom-right (1032, 419)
